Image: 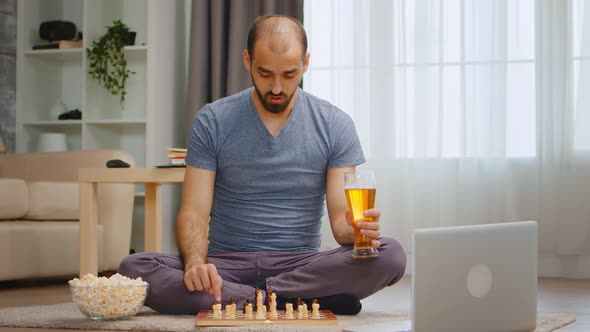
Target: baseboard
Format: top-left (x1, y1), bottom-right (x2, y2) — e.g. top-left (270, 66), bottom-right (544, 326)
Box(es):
top-left (403, 253), bottom-right (590, 279)
top-left (538, 253), bottom-right (590, 278)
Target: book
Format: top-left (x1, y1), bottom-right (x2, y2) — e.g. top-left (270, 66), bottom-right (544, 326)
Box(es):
top-left (32, 40), bottom-right (83, 50)
top-left (167, 147), bottom-right (187, 153)
top-left (170, 158), bottom-right (186, 166)
top-left (167, 147), bottom-right (187, 159)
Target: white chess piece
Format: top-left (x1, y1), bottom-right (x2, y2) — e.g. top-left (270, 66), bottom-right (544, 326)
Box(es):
top-left (302, 302), bottom-right (308, 318)
top-left (231, 303), bottom-right (237, 318)
top-left (297, 304), bottom-right (304, 319)
top-left (245, 303), bottom-right (253, 319)
top-left (285, 303), bottom-right (294, 319)
top-left (212, 303), bottom-right (222, 319)
top-left (270, 303), bottom-right (278, 319)
top-left (269, 292), bottom-right (278, 319)
top-left (311, 301), bottom-right (320, 318)
top-left (256, 292), bottom-right (266, 319)
top-left (225, 304), bottom-right (235, 319)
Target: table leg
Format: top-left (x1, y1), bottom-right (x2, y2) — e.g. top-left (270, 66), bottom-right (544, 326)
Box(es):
top-left (79, 182), bottom-right (98, 276)
top-left (144, 183), bottom-right (162, 252)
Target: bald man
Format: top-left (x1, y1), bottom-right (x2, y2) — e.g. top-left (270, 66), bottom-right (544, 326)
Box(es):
top-left (118, 15), bottom-right (406, 315)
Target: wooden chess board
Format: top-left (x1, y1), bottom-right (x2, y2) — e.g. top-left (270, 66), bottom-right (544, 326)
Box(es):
top-left (195, 309), bottom-right (338, 326)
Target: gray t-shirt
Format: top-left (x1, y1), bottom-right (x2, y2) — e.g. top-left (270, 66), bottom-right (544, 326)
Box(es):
top-left (186, 87), bottom-right (365, 253)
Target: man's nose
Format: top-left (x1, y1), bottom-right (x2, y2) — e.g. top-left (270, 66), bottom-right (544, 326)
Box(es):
top-left (271, 78), bottom-right (282, 95)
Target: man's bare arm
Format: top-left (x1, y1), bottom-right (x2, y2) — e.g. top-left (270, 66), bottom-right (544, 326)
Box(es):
top-left (326, 166), bottom-right (382, 247)
top-left (176, 165), bottom-right (221, 300)
top-left (326, 166), bottom-right (356, 245)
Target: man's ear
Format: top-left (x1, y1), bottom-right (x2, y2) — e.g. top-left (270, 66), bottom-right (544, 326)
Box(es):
top-left (243, 49), bottom-right (252, 71)
top-left (303, 52), bottom-right (310, 73)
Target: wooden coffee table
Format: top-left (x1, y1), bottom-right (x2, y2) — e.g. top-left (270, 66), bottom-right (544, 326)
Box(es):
top-left (78, 167), bottom-right (185, 276)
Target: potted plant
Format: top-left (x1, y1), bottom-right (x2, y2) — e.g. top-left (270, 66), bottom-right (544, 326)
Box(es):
top-left (87, 19), bottom-right (136, 107)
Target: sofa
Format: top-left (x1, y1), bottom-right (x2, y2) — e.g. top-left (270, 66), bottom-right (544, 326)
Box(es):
top-left (0, 150), bottom-right (135, 281)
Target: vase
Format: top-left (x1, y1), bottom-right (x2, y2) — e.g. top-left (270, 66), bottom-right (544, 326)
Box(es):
top-left (124, 31), bottom-right (136, 46)
top-left (50, 99), bottom-right (68, 120)
top-left (37, 133), bottom-right (68, 152)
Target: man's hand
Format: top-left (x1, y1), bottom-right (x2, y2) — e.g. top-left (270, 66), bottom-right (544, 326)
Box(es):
top-left (345, 209), bottom-right (382, 248)
top-left (184, 262), bottom-right (222, 302)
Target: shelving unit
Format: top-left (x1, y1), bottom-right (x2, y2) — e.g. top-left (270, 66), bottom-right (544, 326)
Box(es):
top-left (16, 0), bottom-right (184, 169)
top-left (16, 0), bottom-right (187, 255)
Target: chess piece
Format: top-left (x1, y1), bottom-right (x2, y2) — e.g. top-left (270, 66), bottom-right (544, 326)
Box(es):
top-left (256, 303), bottom-right (266, 319)
top-left (311, 299), bottom-right (320, 318)
top-left (285, 302), bottom-right (294, 319)
top-left (266, 288), bottom-right (273, 310)
top-left (255, 289), bottom-right (265, 319)
top-left (243, 299), bottom-right (251, 314)
top-left (254, 288), bottom-right (262, 311)
top-left (302, 302), bottom-right (309, 318)
top-left (225, 304), bottom-right (235, 319)
top-left (269, 292), bottom-right (278, 319)
top-left (297, 304), bottom-right (304, 319)
top-left (245, 303), bottom-right (253, 319)
top-left (229, 298), bottom-right (237, 318)
top-left (212, 302), bottom-right (222, 319)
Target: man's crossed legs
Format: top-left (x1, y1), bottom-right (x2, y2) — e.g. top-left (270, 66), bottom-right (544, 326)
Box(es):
top-left (118, 237), bottom-right (406, 315)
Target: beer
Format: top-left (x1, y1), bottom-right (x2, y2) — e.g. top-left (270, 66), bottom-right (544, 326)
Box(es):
top-left (344, 170), bottom-right (379, 259)
top-left (345, 188), bottom-right (376, 249)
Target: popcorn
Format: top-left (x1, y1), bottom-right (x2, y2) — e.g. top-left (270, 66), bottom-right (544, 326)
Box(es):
top-left (69, 273), bottom-right (148, 320)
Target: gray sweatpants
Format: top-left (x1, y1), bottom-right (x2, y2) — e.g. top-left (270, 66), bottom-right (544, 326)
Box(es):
top-left (117, 237), bottom-right (406, 314)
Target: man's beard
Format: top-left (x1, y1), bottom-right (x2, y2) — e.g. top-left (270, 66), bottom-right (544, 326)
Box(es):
top-left (252, 77), bottom-right (298, 114)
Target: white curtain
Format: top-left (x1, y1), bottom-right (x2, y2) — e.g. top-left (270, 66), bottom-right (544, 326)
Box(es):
top-left (306, 0), bottom-right (590, 278)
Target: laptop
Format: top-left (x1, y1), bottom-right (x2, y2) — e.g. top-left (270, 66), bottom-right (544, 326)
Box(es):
top-left (412, 221), bottom-right (538, 332)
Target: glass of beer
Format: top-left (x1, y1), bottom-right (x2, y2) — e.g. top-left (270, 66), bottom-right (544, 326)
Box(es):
top-left (344, 170), bottom-right (379, 259)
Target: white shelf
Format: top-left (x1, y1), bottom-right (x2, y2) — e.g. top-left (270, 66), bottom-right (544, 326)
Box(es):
top-left (24, 120), bottom-right (82, 126)
top-left (86, 120), bottom-right (146, 125)
top-left (124, 45), bottom-right (147, 52)
top-left (24, 48), bottom-right (83, 61)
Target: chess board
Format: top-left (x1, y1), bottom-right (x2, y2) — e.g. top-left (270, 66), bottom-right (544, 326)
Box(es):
top-left (196, 310), bottom-right (338, 326)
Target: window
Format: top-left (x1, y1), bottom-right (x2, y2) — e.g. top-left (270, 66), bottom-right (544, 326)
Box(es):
top-left (304, 0), bottom-right (537, 158)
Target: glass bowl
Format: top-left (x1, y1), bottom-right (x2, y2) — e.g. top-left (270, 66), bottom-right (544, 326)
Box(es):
top-left (70, 284), bottom-right (148, 320)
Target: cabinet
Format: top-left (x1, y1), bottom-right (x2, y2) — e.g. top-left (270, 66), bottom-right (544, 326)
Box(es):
top-left (16, 0), bottom-right (185, 169)
top-left (16, 0), bottom-right (188, 254)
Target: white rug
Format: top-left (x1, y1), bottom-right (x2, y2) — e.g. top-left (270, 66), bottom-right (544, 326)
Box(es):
top-left (0, 303), bottom-right (576, 332)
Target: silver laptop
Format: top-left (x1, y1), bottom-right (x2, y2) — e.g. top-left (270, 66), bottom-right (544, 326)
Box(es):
top-left (412, 221), bottom-right (538, 332)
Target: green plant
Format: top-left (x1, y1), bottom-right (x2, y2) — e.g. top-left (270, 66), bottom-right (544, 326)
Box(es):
top-left (87, 20), bottom-right (135, 107)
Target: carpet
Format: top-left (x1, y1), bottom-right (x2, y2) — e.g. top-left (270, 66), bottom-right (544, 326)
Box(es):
top-left (0, 303), bottom-right (576, 332)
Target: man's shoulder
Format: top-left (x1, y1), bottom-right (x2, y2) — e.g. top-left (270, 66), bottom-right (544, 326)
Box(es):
top-left (207, 88), bottom-right (251, 112)
top-left (197, 88), bottom-right (252, 125)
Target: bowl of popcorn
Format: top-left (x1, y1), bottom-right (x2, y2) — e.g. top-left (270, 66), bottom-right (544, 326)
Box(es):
top-left (69, 273), bottom-right (148, 320)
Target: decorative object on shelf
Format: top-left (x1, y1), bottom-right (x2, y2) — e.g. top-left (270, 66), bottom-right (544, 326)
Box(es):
top-left (39, 20), bottom-right (82, 41)
top-left (58, 109), bottom-right (82, 120)
top-left (87, 19), bottom-right (136, 108)
top-left (37, 133), bottom-right (68, 152)
top-left (50, 99), bottom-right (68, 120)
top-left (34, 21), bottom-right (83, 50)
top-left (33, 40), bottom-right (83, 50)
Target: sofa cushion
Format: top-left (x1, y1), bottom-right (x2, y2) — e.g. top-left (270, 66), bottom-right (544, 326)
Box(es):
top-left (24, 181), bottom-right (79, 220)
top-left (0, 221), bottom-right (104, 280)
top-left (0, 178), bottom-right (29, 219)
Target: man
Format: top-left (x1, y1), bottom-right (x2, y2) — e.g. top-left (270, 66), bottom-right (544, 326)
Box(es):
top-left (118, 15), bottom-right (406, 315)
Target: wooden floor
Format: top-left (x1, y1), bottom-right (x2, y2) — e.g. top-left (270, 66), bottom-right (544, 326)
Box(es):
top-left (0, 276), bottom-right (588, 331)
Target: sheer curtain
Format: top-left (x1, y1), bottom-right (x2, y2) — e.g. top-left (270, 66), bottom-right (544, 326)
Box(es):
top-left (306, 0), bottom-right (590, 278)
